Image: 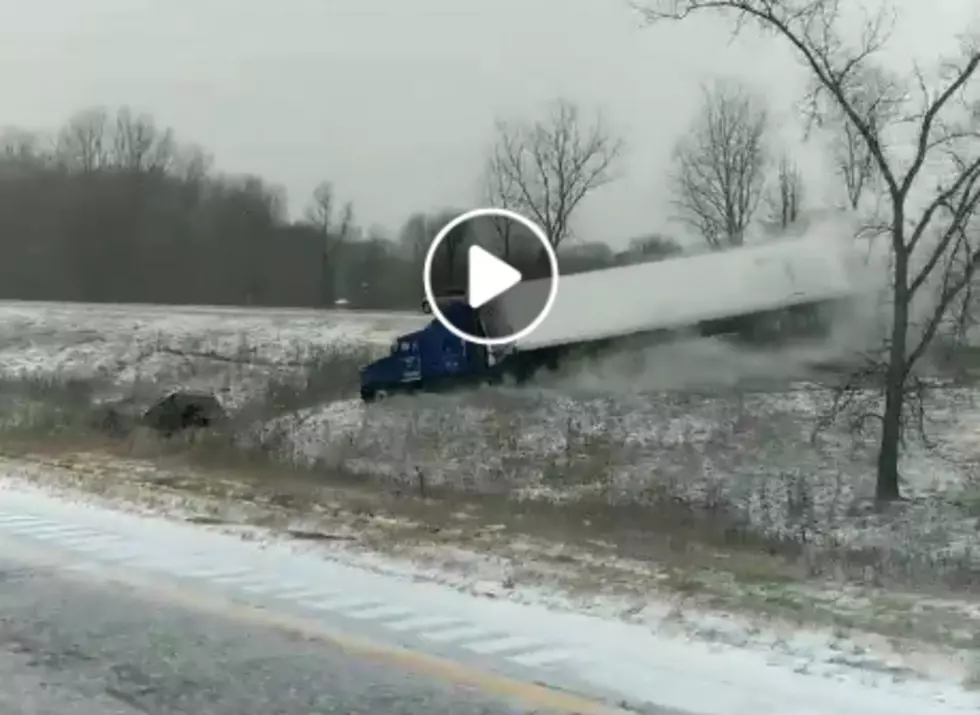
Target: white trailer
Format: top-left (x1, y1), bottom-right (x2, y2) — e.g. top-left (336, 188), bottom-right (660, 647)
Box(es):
top-left (481, 215), bottom-right (867, 350)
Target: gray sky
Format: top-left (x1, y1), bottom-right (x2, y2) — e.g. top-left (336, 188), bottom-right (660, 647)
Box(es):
top-left (0, 0), bottom-right (974, 246)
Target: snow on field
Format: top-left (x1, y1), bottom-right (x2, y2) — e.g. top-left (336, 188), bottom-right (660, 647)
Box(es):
top-left (1, 299), bottom-right (979, 705)
top-left (266, 373), bottom-right (980, 588)
top-left (3, 298), bottom-right (979, 584)
top-left (0, 300), bottom-right (426, 402)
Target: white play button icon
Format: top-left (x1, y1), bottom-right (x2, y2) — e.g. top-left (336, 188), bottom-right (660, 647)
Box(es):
top-left (467, 245), bottom-right (522, 308)
top-left (422, 207), bottom-right (559, 347)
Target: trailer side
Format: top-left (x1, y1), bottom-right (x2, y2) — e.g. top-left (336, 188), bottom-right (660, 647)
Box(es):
top-left (484, 217), bottom-right (865, 351)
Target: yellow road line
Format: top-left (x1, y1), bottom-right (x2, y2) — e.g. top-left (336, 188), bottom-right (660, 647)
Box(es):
top-left (7, 538), bottom-right (635, 715)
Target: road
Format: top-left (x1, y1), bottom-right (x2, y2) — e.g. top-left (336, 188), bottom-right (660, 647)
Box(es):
top-left (0, 548), bottom-right (572, 715)
top-left (1, 484), bottom-right (968, 715)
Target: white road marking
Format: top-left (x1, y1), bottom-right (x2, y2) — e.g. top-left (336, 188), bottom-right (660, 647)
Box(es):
top-left (240, 580), bottom-right (304, 595)
top-left (271, 588), bottom-right (334, 602)
top-left (61, 536), bottom-right (126, 551)
top-left (0, 515), bottom-right (46, 525)
top-left (343, 604), bottom-right (416, 621)
top-left (301, 596), bottom-right (383, 612)
top-left (205, 571), bottom-right (266, 584)
top-left (421, 625), bottom-right (500, 643)
top-left (173, 567), bottom-right (254, 581)
top-left (510, 648), bottom-right (581, 668)
top-left (98, 546), bottom-right (158, 563)
top-left (464, 635), bottom-right (543, 655)
top-left (0, 505), bottom-right (588, 682)
top-left (386, 615), bottom-right (466, 632)
top-left (9, 523), bottom-right (69, 535)
top-left (26, 527), bottom-right (101, 540)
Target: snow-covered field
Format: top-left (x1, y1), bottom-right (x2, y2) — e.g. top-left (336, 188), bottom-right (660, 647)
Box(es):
top-left (273, 377), bottom-right (980, 585)
top-left (0, 299), bottom-right (979, 704)
top-left (0, 300), bottom-right (426, 405)
top-left (2, 299), bottom-right (979, 592)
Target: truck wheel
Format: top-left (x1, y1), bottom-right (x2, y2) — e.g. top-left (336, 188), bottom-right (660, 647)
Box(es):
top-left (361, 387), bottom-right (390, 403)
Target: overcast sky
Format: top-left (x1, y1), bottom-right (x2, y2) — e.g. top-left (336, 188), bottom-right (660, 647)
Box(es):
top-left (0, 0), bottom-right (974, 246)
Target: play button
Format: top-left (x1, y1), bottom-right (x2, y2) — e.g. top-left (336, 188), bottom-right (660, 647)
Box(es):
top-left (422, 207), bottom-right (559, 347)
top-left (467, 245), bottom-right (522, 308)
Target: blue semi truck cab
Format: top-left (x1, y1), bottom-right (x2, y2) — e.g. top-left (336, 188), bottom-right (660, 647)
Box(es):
top-left (359, 299), bottom-right (526, 401)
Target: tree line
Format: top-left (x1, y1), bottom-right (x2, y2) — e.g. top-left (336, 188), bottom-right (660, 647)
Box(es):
top-left (0, 104), bottom-right (679, 311)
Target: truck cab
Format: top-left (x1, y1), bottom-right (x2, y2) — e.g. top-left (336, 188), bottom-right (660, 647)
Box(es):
top-left (359, 299), bottom-right (500, 401)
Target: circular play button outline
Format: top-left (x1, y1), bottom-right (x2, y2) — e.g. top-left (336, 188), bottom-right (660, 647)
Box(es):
top-left (422, 207), bottom-right (559, 347)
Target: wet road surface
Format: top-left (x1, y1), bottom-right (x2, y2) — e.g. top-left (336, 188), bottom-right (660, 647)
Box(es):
top-left (0, 553), bottom-right (552, 714)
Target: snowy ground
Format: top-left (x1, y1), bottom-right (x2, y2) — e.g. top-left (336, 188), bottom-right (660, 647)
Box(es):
top-left (0, 301), bottom-right (422, 369)
top-left (0, 462), bottom-right (977, 714)
top-left (266, 376), bottom-right (980, 585)
top-left (2, 299), bottom-right (980, 593)
top-left (0, 300), bottom-right (426, 406)
top-left (0, 299), bottom-right (979, 705)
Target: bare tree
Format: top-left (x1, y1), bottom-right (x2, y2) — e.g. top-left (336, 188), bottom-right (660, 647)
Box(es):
top-left (481, 156), bottom-right (520, 259)
top-left (429, 208), bottom-right (470, 291)
top-left (672, 79), bottom-right (769, 248)
top-left (486, 98), bottom-right (622, 249)
top-left (111, 107), bottom-right (176, 173)
top-left (767, 153), bottom-right (804, 231)
top-left (0, 129), bottom-right (43, 164)
top-left (56, 108), bottom-right (110, 172)
top-left (306, 181), bottom-right (353, 239)
top-left (628, 233), bottom-right (684, 260)
top-left (638, 0), bottom-right (980, 500)
top-left (806, 64), bottom-right (902, 210)
top-left (305, 181), bottom-right (354, 306)
top-left (397, 212), bottom-right (432, 269)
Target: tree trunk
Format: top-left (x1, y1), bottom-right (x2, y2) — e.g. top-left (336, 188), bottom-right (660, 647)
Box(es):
top-left (876, 233), bottom-right (909, 501)
top-left (876, 362), bottom-right (903, 500)
top-left (321, 252), bottom-right (332, 307)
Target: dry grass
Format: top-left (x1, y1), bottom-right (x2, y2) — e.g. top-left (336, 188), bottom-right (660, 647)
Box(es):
top-left (2, 335), bottom-right (980, 634)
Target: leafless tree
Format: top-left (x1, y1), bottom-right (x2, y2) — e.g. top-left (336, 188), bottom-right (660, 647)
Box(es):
top-left (768, 153), bottom-right (804, 231)
top-left (810, 64), bottom-right (902, 210)
top-left (398, 213), bottom-right (432, 267)
top-left (306, 181), bottom-right (353, 239)
top-left (56, 108), bottom-right (110, 172)
top-left (486, 98), bottom-right (622, 249)
top-left (0, 129), bottom-right (43, 164)
top-left (173, 144), bottom-right (214, 188)
top-left (305, 181), bottom-right (354, 305)
top-left (628, 233), bottom-right (684, 260)
top-left (429, 208), bottom-right (470, 291)
top-left (672, 79), bottom-right (769, 248)
top-left (396, 209), bottom-right (471, 295)
top-left (111, 108), bottom-right (176, 173)
top-left (481, 156), bottom-right (520, 259)
top-left (638, 0), bottom-right (980, 500)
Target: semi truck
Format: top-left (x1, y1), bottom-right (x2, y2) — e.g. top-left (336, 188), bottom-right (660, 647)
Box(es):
top-left (358, 217), bottom-right (868, 402)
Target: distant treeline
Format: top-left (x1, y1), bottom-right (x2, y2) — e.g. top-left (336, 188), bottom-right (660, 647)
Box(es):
top-left (0, 106), bottom-right (683, 310)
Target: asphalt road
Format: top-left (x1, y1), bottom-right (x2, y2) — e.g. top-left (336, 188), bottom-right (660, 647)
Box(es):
top-left (0, 552), bottom-right (547, 715)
